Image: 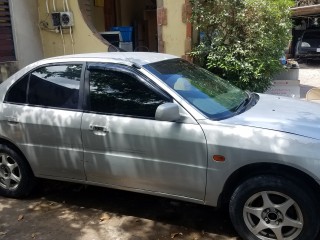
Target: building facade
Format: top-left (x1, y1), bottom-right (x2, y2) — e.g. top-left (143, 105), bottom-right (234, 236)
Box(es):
top-left (0, 0), bottom-right (193, 81)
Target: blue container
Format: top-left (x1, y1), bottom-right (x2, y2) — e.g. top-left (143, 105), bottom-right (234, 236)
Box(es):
top-left (111, 26), bottom-right (133, 42)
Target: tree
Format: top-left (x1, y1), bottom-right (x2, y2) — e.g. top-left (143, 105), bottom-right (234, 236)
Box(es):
top-left (190, 0), bottom-right (294, 92)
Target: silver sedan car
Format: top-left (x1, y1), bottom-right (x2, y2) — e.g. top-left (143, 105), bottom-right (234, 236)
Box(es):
top-left (0, 53), bottom-right (320, 240)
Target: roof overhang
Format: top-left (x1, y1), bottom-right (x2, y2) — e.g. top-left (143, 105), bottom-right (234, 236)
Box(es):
top-left (292, 4), bottom-right (320, 17)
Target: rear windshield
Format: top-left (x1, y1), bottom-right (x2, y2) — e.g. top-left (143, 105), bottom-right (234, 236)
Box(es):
top-left (303, 32), bottom-right (320, 39)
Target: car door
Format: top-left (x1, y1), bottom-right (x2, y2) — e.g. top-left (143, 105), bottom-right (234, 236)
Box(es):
top-left (1, 63), bottom-right (86, 180)
top-left (81, 63), bottom-right (208, 200)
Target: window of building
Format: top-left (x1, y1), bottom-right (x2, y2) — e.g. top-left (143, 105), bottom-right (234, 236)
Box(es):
top-left (0, 1), bottom-right (15, 62)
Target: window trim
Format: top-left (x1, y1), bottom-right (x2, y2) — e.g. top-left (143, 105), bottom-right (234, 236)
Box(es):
top-left (4, 62), bottom-right (86, 112)
top-left (84, 63), bottom-right (172, 119)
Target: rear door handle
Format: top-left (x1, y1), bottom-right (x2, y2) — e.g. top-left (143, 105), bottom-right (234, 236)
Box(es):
top-left (89, 125), bottom-right (109, 133)
top-left (6, 116), bottom-right (19, 125)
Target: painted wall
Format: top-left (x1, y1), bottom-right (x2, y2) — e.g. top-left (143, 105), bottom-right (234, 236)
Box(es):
top-left (162, 0), bottom-right (186, 57)
top-left (38, 0), bottom-right (108, 58)
top-left (10, 0), bottom-right (43, 68)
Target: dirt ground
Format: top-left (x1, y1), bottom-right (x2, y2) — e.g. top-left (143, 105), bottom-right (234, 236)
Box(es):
top-left (1, 62), bottom-right (319, 240)
top-left (0, 180), bottom-right (239, 240)
top-left (299, 61), bottom-right (320, 98)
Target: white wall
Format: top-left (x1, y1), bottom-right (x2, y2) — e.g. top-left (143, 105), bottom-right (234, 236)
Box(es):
top-left (10, 0), bottom-right (44, 68)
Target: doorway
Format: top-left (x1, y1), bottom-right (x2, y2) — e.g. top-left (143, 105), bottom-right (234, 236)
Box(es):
top-left (103, 0), bottom-right (158, 52)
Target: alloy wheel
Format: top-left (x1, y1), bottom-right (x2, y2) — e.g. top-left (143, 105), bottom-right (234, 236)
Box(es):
top-left (0, 153), bottom-right (21, 190)
top-left (243, 191), bottom-right (303, 240)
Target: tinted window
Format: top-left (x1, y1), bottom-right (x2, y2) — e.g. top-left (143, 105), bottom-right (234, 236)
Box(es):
top-left (303, 32), bottom-right (320, 40)
top-left (89, 69), bottom-right (167, 117)
top-left (28, 64), bottom-right (82, 109)
top-left (5, 75), bottom-right (29, 104)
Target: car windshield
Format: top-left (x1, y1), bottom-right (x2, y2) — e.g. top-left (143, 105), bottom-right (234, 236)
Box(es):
top-left (144, 59), bottom-right (248, 119)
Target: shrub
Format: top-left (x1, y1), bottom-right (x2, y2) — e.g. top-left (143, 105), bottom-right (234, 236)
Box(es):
top-left (190, 0), bottom-right (294, 92)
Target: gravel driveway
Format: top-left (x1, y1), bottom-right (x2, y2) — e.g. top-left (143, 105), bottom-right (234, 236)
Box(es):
top-left (0, 180), bottom-right (238, 240)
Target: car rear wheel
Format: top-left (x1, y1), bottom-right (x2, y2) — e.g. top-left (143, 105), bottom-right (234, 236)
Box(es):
top-left (229, 175), bottom-right (320, 240)
top-left (0, 144), bottom-right (35, 198)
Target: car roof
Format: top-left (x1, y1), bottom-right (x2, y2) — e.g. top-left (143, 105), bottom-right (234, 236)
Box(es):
top-left (46, 52), bottom-right (179, 66)
top-left (0, 52), bottom-right (179, 94)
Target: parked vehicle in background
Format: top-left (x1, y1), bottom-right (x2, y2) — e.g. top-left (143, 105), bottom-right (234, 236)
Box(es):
top-left (0, 52), bottom-right (320, 240)
top-left (295, 29), bottom-right (320, 61)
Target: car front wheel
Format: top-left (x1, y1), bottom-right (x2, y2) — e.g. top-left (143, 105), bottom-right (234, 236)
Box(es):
top-left (229, 175), bottom-right (320, 240)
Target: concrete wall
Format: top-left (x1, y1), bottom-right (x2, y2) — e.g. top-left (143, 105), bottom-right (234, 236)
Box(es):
top-left (162, 0), bottom-right (187, 57)
top-left (10, 0), bottom-right (44, 69)
top-left (38, 0), bottom-right (108, 58)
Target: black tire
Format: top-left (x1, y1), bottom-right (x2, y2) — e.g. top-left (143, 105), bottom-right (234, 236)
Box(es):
top-left (0, 144), bottom-right (35, 198)
top-left (229, 175), bottom-right (320, 240)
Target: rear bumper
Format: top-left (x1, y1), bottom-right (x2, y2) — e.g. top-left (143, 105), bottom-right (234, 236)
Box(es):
top-left (297, 53), bottom-right (320, 59)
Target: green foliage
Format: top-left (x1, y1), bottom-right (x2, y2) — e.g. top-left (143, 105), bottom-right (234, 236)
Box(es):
top-left (190, 0), bottom-right (294, 92)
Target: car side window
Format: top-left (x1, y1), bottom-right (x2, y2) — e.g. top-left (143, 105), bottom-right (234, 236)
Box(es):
top-left (88, 69), bottom-right (168, 118)
top-left (28, 64), bottom-right (82, 109)
top-left (5, 75), bottom-right (29, 104)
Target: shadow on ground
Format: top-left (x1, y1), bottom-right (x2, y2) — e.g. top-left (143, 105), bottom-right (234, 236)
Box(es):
top-left (0, 180), bottom-right (239, 240)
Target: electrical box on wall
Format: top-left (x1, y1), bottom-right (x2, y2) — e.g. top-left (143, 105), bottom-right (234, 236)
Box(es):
top-left (51, 12), bottom-right (74, 28)
top-left (60, 12), bottom-right (74, 27)
top-left (51, 12), bottom-right (61, 27)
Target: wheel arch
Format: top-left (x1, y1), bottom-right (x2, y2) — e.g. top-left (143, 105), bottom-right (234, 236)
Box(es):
top-left (218, 162), bottom-right (320, 209)
top-left (0, 137), bottom-right (35, 176)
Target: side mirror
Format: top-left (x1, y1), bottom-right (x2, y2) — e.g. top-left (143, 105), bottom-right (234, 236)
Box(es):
top-left (155, 103), bottom-right (181, 122)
